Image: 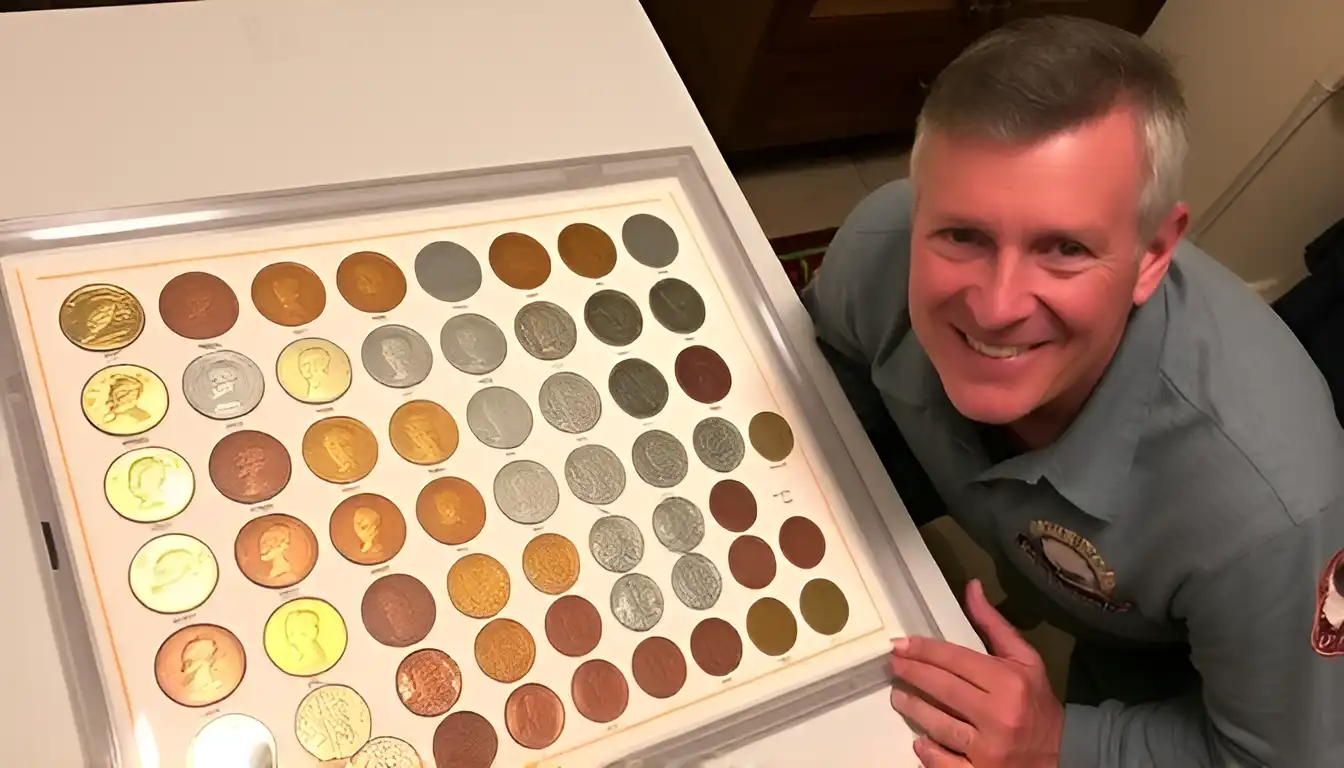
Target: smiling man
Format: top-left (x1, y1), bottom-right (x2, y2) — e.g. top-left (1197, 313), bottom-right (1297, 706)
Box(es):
top-left (803, 16), bottom-right (1344, 768)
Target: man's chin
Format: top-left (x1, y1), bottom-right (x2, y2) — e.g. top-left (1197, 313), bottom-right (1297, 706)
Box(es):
top-left (942, 380), bottom-right (1038, 425)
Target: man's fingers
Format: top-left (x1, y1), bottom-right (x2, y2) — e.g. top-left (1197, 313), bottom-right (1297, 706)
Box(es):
top-left (890, 687), bottom-right (977, 757)
top-left (892, 634), bottom-right (1001, 689)
top-left (913, 737), bottom-right (973, 768)
top-left (889, 656), bottom-right (987, 722)
top-left (964, 579), bottom-right (1040, 664)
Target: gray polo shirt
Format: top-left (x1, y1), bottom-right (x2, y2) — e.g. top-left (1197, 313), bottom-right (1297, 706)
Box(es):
top-left (802, 179), bottom-right (1344, 767)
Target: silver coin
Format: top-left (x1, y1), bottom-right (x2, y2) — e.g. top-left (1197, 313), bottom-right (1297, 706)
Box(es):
top-left (416, 240), bottom-right (483, 302)
top-left (631, 430), bottom-right (688, 488)
top-left (538, 372), bottom-right (601, 434)
top-left (671, 553), bottom-right (722, 610)
top-left (608, 359), bottom-right (668, 419)
top-left (652, 497), bottom-right (705, 553)
top-left (440, 313), bottom-right (507, 375)
top-left (584, 290), bottom-right (643, 347)
top-left (564, 444), bottom-right (626, 505)
top-left (622, 213), bottom-right (679, 268)
top-left (648, 278), bottom-right (706, 334)
top-left (692, 417), bottom-right (745, 473)
top-left (361, 324), bottom-right (433, 388)
top-left (610, 573), bottom-right (664, 631)
top-left (514, 301), bottom-right (577, 361)
top-left (493, 460), bottom-right (560, 524)
top-left (588, 515), bottom-right (644, 573)
top-left (466, 386), bottom-right (533, 449)
top-left (182, 350), bottom-right (264, 420)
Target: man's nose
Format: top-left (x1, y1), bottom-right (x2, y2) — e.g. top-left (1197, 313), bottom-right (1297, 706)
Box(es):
top-left (964, 250), bottom-right (1034, 330)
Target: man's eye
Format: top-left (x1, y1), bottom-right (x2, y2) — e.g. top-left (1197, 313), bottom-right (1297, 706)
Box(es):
top-left (1056, 240), bottom-right (1091, 258)
top-left (946, 228), bottom-right (980, 245)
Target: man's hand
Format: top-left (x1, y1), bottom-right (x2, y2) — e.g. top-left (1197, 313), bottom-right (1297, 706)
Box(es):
top-left (889, 579), bottom-right (1064, 767)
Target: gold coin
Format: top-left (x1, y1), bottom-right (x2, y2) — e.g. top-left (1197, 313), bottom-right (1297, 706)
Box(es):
top-left (277, 337), bottom-right (352, 404)
top-left (129, 533), bottom-right (219, 614)
top-left (473, 618), bottom-right (535, 683)
top-left (296, 683), bottom-right (372, 761)
top-left (81, 364), bottom-right (168, 436)
top-left (522, 533), bottom-right (580, 595)
top-left (104, 446), bottom-right (194, 523)
top-left (264, 597), bottom-right (347, 676)
top-left (350, 736), bottom-right (423, 768)
top-left (389, 400), bottom-right (459, 466)
top-left (303, 416), bottom-right (379, 484)
top-left (59, 283), bottom-right (145, 351)
top-left (447, 553), bottom-right (510, 619)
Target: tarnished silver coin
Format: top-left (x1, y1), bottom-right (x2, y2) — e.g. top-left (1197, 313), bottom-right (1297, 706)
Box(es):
top-left (466, 386), bottom-right (533, 449)
top-left (652, 497), bottom-right (705, 553)
top-left (631, 430), bottom-right (688, 488)
top-left (439, 313), bottom-right (507, 375)
top-left (584, 290), bottom-right (643, 347)
top-left (362, 324), bottom-right (434, 388)
top-left (564, 444), bottom-right (626, 505)
top-left (493, 460), bottom-right (560, 524)
top-left (588, 515), bottom-right (644, 573)
top-left (610, 573), bottom-right (663, 631)
top-left (538, 372), bottom-right (601, 434)
top-left (608, 359), bottom-right (669, 420)
top-left (671, 553), bottom-right (722, 610)
top-left (515, 301), bottom-right (577, 361)
top-left (182, 350), bottom-right (264, 420)
top-left (622, 213), bottom-right (679, 268)
top-left (692, 417), bottom-right (745, 473)
top-left (648, 278), bottom-right (706, 334)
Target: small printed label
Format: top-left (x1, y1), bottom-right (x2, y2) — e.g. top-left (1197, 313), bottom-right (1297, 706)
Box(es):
top-left (317, 406), bottom-right (334, 413)
top-left (280, 588), bottom-right (299, 599)
top-left (122, 437), bottom-right (149, 447)
top-left (200, 343), bottom-right (221, 350)
top-left (173, 612), bottom-right (197, 625)
top-left (373, 315), bottom-right (387, 321)
top-left (371, 565), bottom-right (391, 575)
top-left (343, 485), bottom-right (361, 494)
top-left (429, 467), bottom-right (446, 475)
top-left (774, 490), bottom-right (793, 504)
top-left (226, 420), bottom-right (244, 430)
top-left (151, 522), bottom-right (172, 532)
top-left (252, 503), bottom-right (274, 513)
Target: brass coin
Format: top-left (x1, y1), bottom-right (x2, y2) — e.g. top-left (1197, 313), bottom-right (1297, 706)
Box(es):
top-left (59, 283), bottom-right (145, 351)
top-left (303, 415), bottom-right (379, 484)
top-left (799, 578), bottom-right (850, 635)
top-left (234, 513), bottom-right (319, 588)
top-left (489, 232), bottom-right (551, 290)
top-left (557, 222), bottom-right (617, 278)
top-left (746, 596), bottom-right (798, 656)
top-left (81, 364), bottom-right (168, 436)
top-left (104, 446), bottom-right (194, 523)
top-left (330, 493), bottom-right (407, 566)
top-left (296, 683), bottom-right (372, 761)
top-left (749, 411), bottom-right (795, 462)
top-left (361, 573), bottom-right (437, 647)
top-left (154, 624), bottom-right (246, 707)
top-left (129, 533), bottom-right (219, 614)
top-left (504, 683), bottom-right (564, 750)
top-left (158, 271), bottom-right (239, 340)
top-left (474, 618), bottom-right (535, 683)
top-left (448, 553), bottom-right (510, 619)
top-left (186, 714), bottom-right (275, 767)
top-left (352, 736), bottom-right (424, 768)
top-left (396, 648), bottom-right (463, 717)
top-left (415, 477), bottom-right (486, 546)
top-left (389, 400), bottom-right (459, 466)
top-left (252, 261), bottom-right (326, 326)
top-left (277, 337), bottom-right (353, 404)
top-left (208, 429), bottom-right (291, 504)
top-left (521, 533), bottom-right (580, 595)
top-left (264, 597), bottom-right (347, 676)
top-left (337, 250), bottom-right (407, 313)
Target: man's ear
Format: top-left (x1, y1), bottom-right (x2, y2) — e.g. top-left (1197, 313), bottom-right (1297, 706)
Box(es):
top-left (1134, 202), bottom-right (1189, 305)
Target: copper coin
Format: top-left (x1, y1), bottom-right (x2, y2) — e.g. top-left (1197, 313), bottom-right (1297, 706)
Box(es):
top-left (749, 411), bottom-right (795, 462)
top-left (544, 595), bottom-right (602, 657)
top-left (154, 623), bottom-right (246, 707)
top-left (631, 636), bottom-right (687, 699)
top-left (396, 648), bottom-right (463, 717)
top-left (208, 430), bottom-right (291, 504)
top-left (571, 659), bottom-right (629, 724)
top-left (234, 513), bottom-right (319, 588)
top-left (433, 711), bottom-right (498, 768)
top-left (251, 261), bottom-right (326, 326)
top-left (337, 251), bottom-right (407, 313)
top-left (690, 617), bottom-right (742, 677)
top-left (800, 578), bottom-right (850, 635)
top-left (416, 477), bottom-right (486, 546)
top-left (389, 400), bottom-right (460, 466)
top-left (330, 493), bottom-right (407, 566)
top-left (674, 345), bottom-right (732, 404)
top-left (708, 479), bottom-right (756, 532)
top-left (489, 232), bottom-right (551, 290)
top-left (504, 683), bottom-right (565, 750)
top-left (728, 535), bottom-right (777, 589)
top-left (557, 222), bottom-right (617, 279)
top-left (159, 272), bottom-right (239, 340)
top-left (303, 416), bottom-right (379, 484)
top-left (474, 618), bottom-right (535, 683)
top-left (362, 573), bottom-right (437, 647)
top-left (779, 516), bottom-right (826, 569)
top-left (747, 597), bottom-right (798, 656)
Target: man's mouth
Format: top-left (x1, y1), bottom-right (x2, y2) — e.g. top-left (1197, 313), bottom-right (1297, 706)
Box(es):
top-left (958, 329), bottom-right (1045, 360)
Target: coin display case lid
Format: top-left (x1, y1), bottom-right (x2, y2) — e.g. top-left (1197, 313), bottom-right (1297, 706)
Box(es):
top-left (0, 151), bottom-right (951, 767)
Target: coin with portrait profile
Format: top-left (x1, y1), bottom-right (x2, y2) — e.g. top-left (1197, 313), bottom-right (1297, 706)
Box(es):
top-left (154, 623), bottom-right (246, 707)
top-left (439, 313), bottom-right (507, 375)
top-left (362, 324), bottom-right (433, 389)
top-left (81, 364), bottom-right (168, 437)
top-left (389, 400), bottom-right (459, 465)
top-left (330, 493), bottom-right (406, 566)
top-left (448, 553), bottom-right (511, 619)
top-left (263, 597), bottom-right (347, 677)
top-left (234, 513), bottom-right (318, 589)
top-left (159, 271), bottom-right (239, 340)
top-left (466, 386), bottom-right (533, 449)
top-left (105, 446), bottom-right (194, 524)
top-left (338, 250), bottom-right (407, 313)
top-left (277, 337), bottom-right (352, 404)
top-left (415, 476), bottom-right (487, 546)
top-left (295, 683), bottom-right (372, 761)
top-left (208, 429), bottom-right (291, 504)
top-left (129, 533), bottom-right (219, 614)
top-left (303, 415), bottom-right (379, 484)
top-left (182, 350), bottom-right (265, 421)
top-left (475, 618), bottom-right (536, 683)
top-left (252, 261), bottom-right (326, 326)
top-left (396, 648), bottom-right (462, 717)
top-left (351, 736), bottom-right (424, 768)
top-left (59, 283), bottom-right (144, 352)
top-left (361, 573), bottom-right (437, 648)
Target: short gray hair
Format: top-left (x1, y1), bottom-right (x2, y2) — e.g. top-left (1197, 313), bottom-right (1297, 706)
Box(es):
top-left (910, 16), bottom-right (1188, 239)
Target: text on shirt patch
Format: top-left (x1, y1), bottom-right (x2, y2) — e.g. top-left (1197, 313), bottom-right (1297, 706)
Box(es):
top-left (1311, 549), bottom-right (1344, 657)
top-left (1016, 519), bottom-right (1132, 613)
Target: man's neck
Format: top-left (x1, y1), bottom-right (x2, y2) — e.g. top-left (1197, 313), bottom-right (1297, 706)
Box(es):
top-left (1006, 340), bottom-right (1121, 451)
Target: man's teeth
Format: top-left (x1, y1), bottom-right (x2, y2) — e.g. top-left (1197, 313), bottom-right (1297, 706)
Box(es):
top-left (964, 334), bottom-right (1028, 359)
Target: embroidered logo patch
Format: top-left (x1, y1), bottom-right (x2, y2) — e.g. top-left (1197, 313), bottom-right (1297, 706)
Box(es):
top-left (1016, 520), bottom-right (1131, 613)
top-left (1311, 549), bottom-right (1344, 657)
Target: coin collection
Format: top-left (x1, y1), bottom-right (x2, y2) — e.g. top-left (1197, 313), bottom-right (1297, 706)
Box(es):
top-left (2, 178), bottom-right (891, 767)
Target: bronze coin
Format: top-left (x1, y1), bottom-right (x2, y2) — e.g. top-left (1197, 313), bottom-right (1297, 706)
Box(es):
top-left (544, 595), bottom-right (602, 657)
top-left (337, 251), bottom-right (407, 313)
top-left (154, 623), bottom-right (246, 707)
top-left (489, 232), bottom-right (551, 290)
top-left (474, 618), bottom-right (535, 683)
top-left (504, 683), bottom-right (565, 750)
top-left (330, 493), bottom-right (407, 566)
top-left (158, 272), bottom-right (239, 340)
top-left (208, 430), bottom-right (291, 504)
top-left (749, 411), bottom-right (795, 462)
top-left (433, 711), bottom-right (498, 768)
top-left (708, 479), bottom-right (756, 533)
top-left (690, 617), bottom-right (742, 677)
top-left (779, 516), bottom-right (826, 569)
top-left (302, 415), bottom-right (380, 484)
top-left (800, 578), bottom-right (850, 635)
top-left (728, 535), bottom-right (776, 590)
top-left (674, 345), bottom-right (732, 404)
top-left (234, 513), bottom-right (319, 588)
top-left (251, 261), bottom-right (326, 326)
top-left (631, 636), bottom-right (687, 699)
top-left (396, 648), bottom-right (462, 717)
top-left (416, 477), bottom-right (486, 546)
top-left (361, 573), bottom-right (437, 647)
top-left (571, 659), bottom-right (629, 724)
top-left (557, 222), bottom-right (617, 279)
top-left (746, 597), bottom-right (798, 656)
top-left (389, 400), bottom-right (460, 466)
